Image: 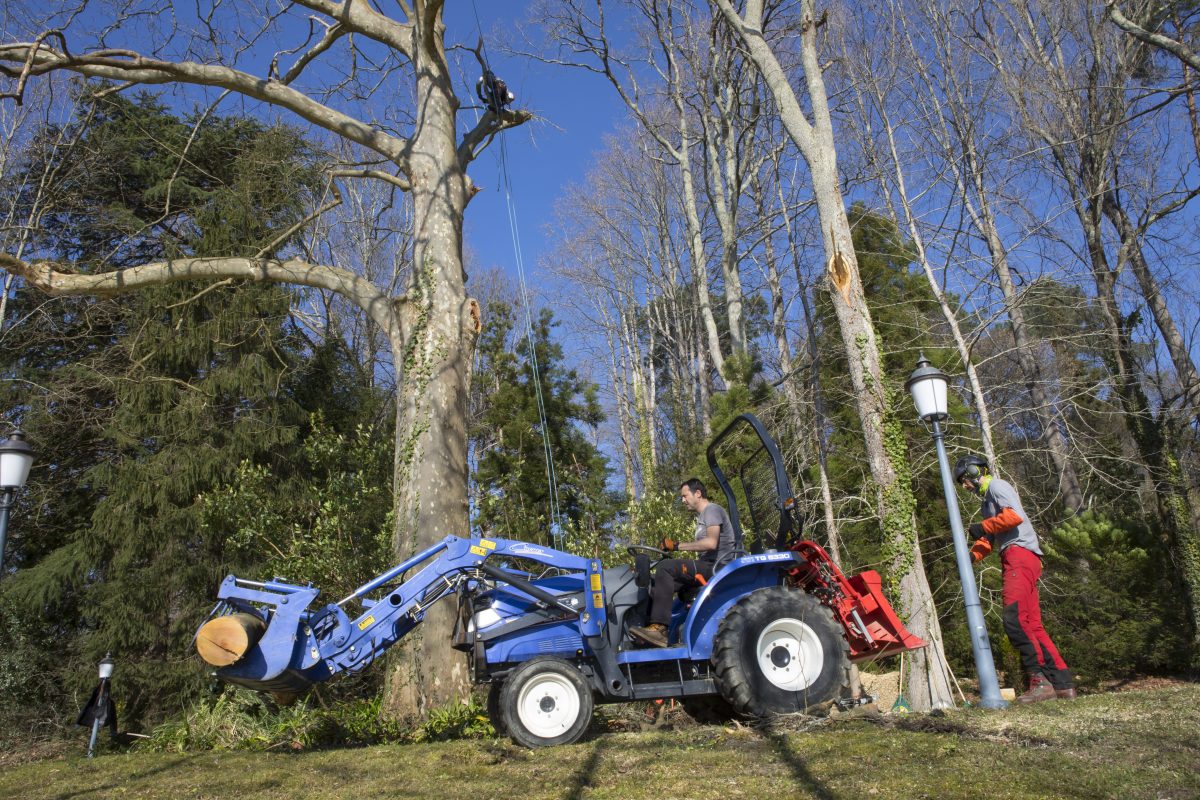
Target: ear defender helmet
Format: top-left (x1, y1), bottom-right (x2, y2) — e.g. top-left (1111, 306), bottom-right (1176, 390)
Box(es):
top-left (954, 454), bottom-right (989, 484)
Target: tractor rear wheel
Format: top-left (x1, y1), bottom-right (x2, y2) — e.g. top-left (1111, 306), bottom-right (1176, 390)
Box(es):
top-left (500, 657), bottom-right (593, 748)
top-left (712, 587), bottom-right (849, 716)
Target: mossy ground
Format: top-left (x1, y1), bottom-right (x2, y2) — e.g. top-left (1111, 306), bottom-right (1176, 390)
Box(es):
top-left (2, 682), bottom-right (1196, 800)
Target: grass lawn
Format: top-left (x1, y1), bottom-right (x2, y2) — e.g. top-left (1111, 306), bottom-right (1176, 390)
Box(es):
top-left (2, 683), bottom-right (1196, 800)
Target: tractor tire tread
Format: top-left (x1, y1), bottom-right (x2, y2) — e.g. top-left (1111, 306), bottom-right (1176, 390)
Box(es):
top-left (712, 587), bottom-right (850, 717)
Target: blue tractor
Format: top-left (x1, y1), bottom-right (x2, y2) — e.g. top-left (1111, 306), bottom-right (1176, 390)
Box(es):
top-left (196, 414), bottom-right (922, 747)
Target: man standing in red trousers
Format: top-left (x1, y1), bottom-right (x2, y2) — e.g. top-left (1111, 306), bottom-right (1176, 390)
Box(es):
top-left (955, 455), bottom-right (1077, 703)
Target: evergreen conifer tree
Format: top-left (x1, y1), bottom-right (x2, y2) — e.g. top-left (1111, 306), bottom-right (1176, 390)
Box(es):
top-left (469, 302), bottom-right (614, 548)
top-left (0, 92), bottom-right (382, 724)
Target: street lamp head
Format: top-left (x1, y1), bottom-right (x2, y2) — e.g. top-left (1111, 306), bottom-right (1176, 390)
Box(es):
top-left (0, 431), bottom-right (34, 490)
top-left (98, 653), bottom-right (115, 680)
top-left (905, 352), bottom-right (949, 421)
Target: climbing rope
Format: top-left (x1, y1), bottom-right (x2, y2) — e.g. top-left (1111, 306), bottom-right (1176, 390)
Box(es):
top-left (465, 6), bottom-right (565, 550)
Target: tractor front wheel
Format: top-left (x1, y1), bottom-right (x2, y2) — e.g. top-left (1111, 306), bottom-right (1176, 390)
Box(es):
top-left (500, 657), bottom-right (593, 748)
top-left (712, 587), bottom-right (849, 716)
top-left (486, 681), bottom-right (507, 736)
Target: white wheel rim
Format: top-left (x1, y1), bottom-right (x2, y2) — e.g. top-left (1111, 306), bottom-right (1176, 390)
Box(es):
top-left (516, 673), bottom-right (581, 739)
top-left (755, 618), bottom-right (824, 691)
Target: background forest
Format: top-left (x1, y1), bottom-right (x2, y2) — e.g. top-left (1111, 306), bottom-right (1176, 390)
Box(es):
top-left (0, 0), bottom-right (1198, 741)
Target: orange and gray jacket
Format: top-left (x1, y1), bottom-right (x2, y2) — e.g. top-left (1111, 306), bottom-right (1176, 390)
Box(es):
top-left (977, 476), bottom-right (1042, 557)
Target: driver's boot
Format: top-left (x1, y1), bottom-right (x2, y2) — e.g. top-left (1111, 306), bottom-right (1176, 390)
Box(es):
top-left (629, 623), bottom-right (668, 647)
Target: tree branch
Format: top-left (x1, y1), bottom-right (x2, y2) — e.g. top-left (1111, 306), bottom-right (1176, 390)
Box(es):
top-left (0, 41), bottom-right (411, 165)
top-left (328, 167), bottom-right (412, 190)
top-left (1106, 2), bottom-right (1200, 71)
top-left (0, 253), bottom-right (402, 338)
top-left (289, 0), bottom-right (414, 57)
top-left (457, 108), bottom-right (535, 167)
top-left (0, 29), bottom-right (69, 105)
top-left (279, 20), bottom-right (347, 85)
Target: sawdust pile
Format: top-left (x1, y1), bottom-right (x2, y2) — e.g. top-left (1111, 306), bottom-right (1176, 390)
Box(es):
top-left (857, 670), bottom-right (901, 711)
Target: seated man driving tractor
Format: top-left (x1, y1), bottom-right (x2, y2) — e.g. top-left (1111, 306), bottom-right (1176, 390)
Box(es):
top-left (629, 478), bottom-right (735, 647)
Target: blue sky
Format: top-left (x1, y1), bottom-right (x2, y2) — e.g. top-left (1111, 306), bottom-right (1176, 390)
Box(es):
top-left (443, 3), bottom-right (630, 291)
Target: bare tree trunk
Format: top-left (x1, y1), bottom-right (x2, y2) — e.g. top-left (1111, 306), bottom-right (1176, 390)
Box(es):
top-left (798, 285), bottom-right (840, 560)
top-left (604, 315), bottom-right (638, 498)
top-left (774, 166), bottom-right (841, 558)
top-left (712, 0), bottom-right (954, 708)
top-left (695, 21), bottom-right (756, 357)
top-left (1102, 192), bottom-right (1200, 432)
top-left (382, 19), bottom-right (481, 716)
top-left (962, 177), bottom-right (1084, 510)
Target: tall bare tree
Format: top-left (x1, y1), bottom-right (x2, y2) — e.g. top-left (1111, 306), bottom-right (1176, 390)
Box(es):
top-left (0, 0), bottom-right (532, 719)
top-left (710, 0), bottom-right (955, 709)
top-left (538, 0), bottom-right (732, 379)
top-left (839, 1), bottom-right (1000, 468)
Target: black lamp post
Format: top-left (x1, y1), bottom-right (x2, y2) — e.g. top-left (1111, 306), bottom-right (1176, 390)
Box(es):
top-left (0, 430), bottom-right (34, 576)
top-left (906, 354), bottom-right (1007, 709)
top-left (82, 653), bottom-right (117, 758)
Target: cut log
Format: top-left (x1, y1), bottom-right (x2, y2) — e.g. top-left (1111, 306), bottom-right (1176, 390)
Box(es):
top-left (195, 612), bottom-right (267, 667)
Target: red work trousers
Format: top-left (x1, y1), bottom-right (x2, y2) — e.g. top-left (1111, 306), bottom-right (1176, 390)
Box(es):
top-left (1000, 545), bottom-right (1073, 690)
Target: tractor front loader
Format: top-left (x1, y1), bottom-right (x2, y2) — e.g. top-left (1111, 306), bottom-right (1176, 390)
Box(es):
top-left (196, 414), bottom-right (924, 747)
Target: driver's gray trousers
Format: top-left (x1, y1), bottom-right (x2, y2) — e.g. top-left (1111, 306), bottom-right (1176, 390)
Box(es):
top-left (649, 558), bottom-right (715, 626)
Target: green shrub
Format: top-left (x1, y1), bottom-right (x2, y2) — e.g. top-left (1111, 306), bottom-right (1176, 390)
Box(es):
top-left (142, 688), bottom-right (405, 752)
top-left (141, 688), bottom-right (501, 752)
top-left (408, 694), bottom-right (495, 742)
top-left (1040, 511), bottom-right (1189, 681)
top-left (613, 489), bottom-right (688, 550)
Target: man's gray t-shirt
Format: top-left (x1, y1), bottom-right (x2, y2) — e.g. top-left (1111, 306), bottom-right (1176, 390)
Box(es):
top-left (980, 477), bottom-right (1042, 556)
top-left (695, 502), bottom-right (736, 565)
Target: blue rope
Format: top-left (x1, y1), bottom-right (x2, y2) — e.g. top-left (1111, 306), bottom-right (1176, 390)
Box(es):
top-left (466, 3), bottom-right (564, 551)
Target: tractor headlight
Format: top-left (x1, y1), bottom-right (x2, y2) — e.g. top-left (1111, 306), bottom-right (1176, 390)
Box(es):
top-left (471, 606), bottom-right (504, 632)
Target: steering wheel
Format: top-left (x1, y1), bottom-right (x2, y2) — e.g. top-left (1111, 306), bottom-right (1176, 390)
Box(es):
top-left (626, 544), bottom-right (668, 559)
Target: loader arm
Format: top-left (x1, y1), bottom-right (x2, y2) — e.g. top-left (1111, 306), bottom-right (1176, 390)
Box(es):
top-left (197, 536), bottom-right (610, 694)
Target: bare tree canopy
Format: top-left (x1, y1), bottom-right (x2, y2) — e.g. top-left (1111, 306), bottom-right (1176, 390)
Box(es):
top-left (0, 0), bottom-right (533, 720)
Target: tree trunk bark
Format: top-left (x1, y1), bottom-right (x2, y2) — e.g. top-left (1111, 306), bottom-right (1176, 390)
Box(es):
top-left (382, 17), bottom-right (477, 720)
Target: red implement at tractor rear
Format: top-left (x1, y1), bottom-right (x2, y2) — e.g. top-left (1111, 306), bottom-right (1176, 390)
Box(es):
top-left (786, 540), bottom-right (926, 661)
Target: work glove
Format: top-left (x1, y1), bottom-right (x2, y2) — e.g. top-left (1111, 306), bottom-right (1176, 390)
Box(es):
top-left (968, 522), bottom-right (985, 539)
top-left (659, 538), bottom-right (678, 552)
top-left (969, 537), bottom-right (992, 563)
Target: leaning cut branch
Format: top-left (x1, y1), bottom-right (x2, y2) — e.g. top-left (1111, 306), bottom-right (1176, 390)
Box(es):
top-left (1106, 2), bottom-right (1200, 71)
top-left (0, 253), bottom-right (402, 338)
top-left (0, 42), bottom-right (411, 165)
top-left (457, 108), bottom-right (535, 167)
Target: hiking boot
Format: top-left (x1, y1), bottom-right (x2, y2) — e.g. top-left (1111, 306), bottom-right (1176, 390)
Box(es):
top-left (1017, 674), bottom-right (1057, 704)
top-left (1055, 686), bottom-right (1077, 700)
top-left (629, 623), bottom-right (669, 647)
